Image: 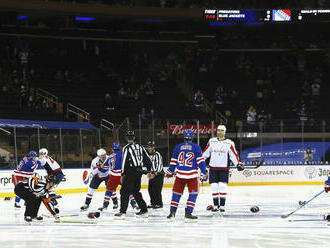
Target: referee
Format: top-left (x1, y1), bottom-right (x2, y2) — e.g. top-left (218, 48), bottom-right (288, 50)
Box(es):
top-left (115, 131), bottom-right (153, 217)
top-left (146, 141), bottom-right (164, 209)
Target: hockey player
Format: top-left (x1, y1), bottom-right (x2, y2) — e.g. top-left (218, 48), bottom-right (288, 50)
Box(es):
top-left (166, 130), bottom-right (207, 220)
top-left (38, 148), bottom-right (65, 205)
top-left (203, 125), bottom-right (244, 212)
top-left (81, 148), bottom-right (111, 211)
top-left (98, 142), bottom-right (138, 211)
top-left (12, 151), bottom-right (40, 208)
top-left (14, 174), bottom-right (59, 222)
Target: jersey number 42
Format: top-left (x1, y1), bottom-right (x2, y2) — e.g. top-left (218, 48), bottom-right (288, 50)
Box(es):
top-left (178, 152), bottom-right (194, 167)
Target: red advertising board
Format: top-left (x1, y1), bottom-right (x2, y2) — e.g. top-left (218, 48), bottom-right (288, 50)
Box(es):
top-left (168, 124), bottom-right (218, 135)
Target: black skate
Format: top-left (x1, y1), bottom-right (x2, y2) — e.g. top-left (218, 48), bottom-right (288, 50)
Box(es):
top-left (114, 212), bottom-right (126, 218)
top-left (24, 216), bottom-right (32, 222)
top-left (185, 208), bottom-right (198, 220)
top-left (136, 210), bottom-right (148, 217)
top-left (167, 209), bottom-right (177, 220)
top-left (34, 216), bottom-right (43, 221)
top-left (113, 204), bottom-right (118, 209)
top-left (14, 203), bottom-right (21, 209)
top-left (212, 207), bottom-right (220, 212)
top-left (80, 204), bottom-right (89, 211)
top-left (98, 204), bottom-right (108, 211)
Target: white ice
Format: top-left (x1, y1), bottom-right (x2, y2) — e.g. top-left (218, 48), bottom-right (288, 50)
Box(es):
top-left (1, 185), bottom-right (330, 248)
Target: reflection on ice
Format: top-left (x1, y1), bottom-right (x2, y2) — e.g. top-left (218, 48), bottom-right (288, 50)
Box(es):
top-left (0, 186), bottom-right (330, 248)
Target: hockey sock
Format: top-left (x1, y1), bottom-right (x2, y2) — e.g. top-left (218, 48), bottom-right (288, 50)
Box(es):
top-left (211, 183), bottom-right (219, 207)
top-left (218, 182), bottom-right (227, 207)
top-left (129, 194), bottom-right (137, 205)
top-left (85, 187), bottom-right (95, 205)
top-left (186, 193), bottom-right (198, 213)
top-left (15, 196), bottom-right (21, 203)
top-left (170, 192), bottom-right (182, 212)
top-left (220, 197), bottom-right (226, 207)
top-left (103, 190), bottom-right (111, 206)
top-left (111, 192), bottom-right (118, 204)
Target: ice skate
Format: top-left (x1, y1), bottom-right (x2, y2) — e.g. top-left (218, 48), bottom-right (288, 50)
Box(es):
top-left (80, 204), bottom-right (89, 211)
top-left (185, 208), bottom-right (198, 220)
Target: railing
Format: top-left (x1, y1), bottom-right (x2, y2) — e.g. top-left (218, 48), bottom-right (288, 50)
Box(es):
top-left (67, 103), bottom-right (90, 122)
top-left (1, 118), bottom-right (330, 170)
top-left (215, 110), bottom-right (227, 125)
top-left (100, 119), bottom-right (115, 131)
top-left (36, 88), bottom-right (59, 110)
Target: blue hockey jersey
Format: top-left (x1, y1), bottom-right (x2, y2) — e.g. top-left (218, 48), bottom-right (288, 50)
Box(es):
top-left (13, 156), bottom-right (40, 178)
top-left (107, 150), bottom-right (123, 176)
top-left (169, 142), bottom-right (206, 179)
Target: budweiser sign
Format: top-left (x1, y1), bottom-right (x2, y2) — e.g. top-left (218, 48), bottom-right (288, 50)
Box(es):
top-left (168, 125), bottom-right (218, 135)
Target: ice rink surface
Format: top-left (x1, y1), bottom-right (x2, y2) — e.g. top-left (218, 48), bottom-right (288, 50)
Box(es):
top-left (1, 185), bottom-right (330, 248)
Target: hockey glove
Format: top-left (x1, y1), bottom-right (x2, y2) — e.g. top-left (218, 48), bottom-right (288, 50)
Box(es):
top-left (200, 173), bottom-right (208, 182)
top-left (165, 168), bottom-right (174, 178)
top-left (237, 162), bottom-right (245, 171)
top-left (325, 180), bottom-right (330, 193)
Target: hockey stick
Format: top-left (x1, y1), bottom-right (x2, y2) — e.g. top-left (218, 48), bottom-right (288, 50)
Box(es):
top-left (54, 220), bottom-right (97, 224)
top-left (288, 219), bottom-right (325, 222)
top-left (229, 159), bottom-right (264, 169)
top-left (42, 213), bottom-right (79, 218)
top-left (281, 189), bottom-right (325, 219)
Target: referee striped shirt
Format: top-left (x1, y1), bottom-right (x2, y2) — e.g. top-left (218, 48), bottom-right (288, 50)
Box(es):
top-left (22, 177), bottom-right (48, 196)
top-left (149, 151), bottom-right (163, 173)
top-left (122, 142), bottom-right (153, 174)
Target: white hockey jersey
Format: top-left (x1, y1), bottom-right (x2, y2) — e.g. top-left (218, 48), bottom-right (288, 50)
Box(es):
top-left (90, 155), bottom-right (110, 178)
top-left (39, 156), bottom-right (61, 175)
top-left (202, 138), bottom-right (240, 168)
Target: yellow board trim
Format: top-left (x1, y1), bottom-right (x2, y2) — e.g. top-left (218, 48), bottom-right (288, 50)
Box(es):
top-left (0, 182), bottom-right (324, 198)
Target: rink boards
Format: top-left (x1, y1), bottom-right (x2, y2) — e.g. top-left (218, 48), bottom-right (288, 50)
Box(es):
top-left (0, 165), bottom-right (329, 197)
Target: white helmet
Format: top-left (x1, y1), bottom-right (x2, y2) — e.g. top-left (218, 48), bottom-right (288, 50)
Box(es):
top-left (97, 148), bottom-right (107, 157)
top-left (217, 125), bottom-right (226, 132)
top-left (39, 148), bottom-right (48, 156)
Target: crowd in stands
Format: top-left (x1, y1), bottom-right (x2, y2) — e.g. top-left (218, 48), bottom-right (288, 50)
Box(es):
top-left (1, 12), bottom-right (330, 133)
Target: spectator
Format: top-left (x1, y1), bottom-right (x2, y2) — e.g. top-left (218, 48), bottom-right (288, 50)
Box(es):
top-left (194, 90), bottom-right (204, 110)
top-left (104, 92), bottom-right (115, 111)
top-left (311, 78), bottom-right (321, 97)
top-left (304, 147), bottom-right (313, 164)
top-left (297, 103), bottom-right (308, 121)
top-left (215, 86), bottom-right (225, 114)
top-left (246, 105), bottom-right (257, 125)
top-left (139, 107), bottom-right (151, 128)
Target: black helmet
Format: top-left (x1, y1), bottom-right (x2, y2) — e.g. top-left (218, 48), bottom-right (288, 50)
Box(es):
top-left (46, 175), bottom-right (57, 184)
top-left (126, 130), bottom-right (135, 140)
top-left (146, 140), bottom-right (155, 148)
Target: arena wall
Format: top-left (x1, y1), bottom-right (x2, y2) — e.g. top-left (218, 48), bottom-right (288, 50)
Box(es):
top-left (0, 165), bottom-right (329, 197)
